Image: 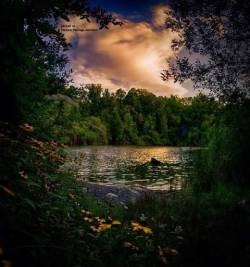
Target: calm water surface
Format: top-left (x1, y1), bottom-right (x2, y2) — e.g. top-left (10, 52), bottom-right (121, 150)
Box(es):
top-left (64, 146), bottom-right (196, 191)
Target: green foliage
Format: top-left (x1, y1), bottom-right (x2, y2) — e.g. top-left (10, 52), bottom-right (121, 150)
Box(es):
top-left (191, 100), bottom-right (250, 191)
top-left (171, 185), bottom-right (250, 267)
top-left (33, 85), bottom-right (219, 146)
top-left (27, 98), bottom-right (109, 145)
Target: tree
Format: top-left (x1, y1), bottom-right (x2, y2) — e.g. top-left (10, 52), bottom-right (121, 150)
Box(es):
top-left (85, 84), bottom-right (103, 115)
top-left (162, 1), bottom-right (250, 184)
top-left (0, 0), bottom-right (121, 122)
top-left (123, 109), bottom-right (139, 144)
top-left (155, 103), bottom-right (169, 144)
top-left (110, 108), bottom-right (124, 144)
top-left (162, 0), bottom-right (250, 102)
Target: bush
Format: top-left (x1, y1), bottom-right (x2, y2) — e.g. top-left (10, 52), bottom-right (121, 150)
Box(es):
top-left (191, 101), bottom-right (250, 191)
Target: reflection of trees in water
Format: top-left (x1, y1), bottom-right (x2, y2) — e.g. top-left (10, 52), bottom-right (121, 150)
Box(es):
top-left (63, 146), bottom-right (194, 191)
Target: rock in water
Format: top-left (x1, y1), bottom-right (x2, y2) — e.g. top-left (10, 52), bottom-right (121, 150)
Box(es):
top-left (150, 157), bottom-right (162, 165)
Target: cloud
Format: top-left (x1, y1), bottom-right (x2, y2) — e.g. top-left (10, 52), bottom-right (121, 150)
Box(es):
top-left (151, 4), bottom-right (170, 28)
top-left (62, 5), bottom-right (191, 96)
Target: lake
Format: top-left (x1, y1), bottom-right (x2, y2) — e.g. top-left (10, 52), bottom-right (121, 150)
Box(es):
top-left (64, 146), bottom-right (196, 191)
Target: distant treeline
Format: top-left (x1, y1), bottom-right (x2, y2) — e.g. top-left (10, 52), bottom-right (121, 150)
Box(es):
top-left (29, 84), bottom-right (221, 146)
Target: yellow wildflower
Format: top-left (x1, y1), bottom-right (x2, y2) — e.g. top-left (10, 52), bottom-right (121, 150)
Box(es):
top-left (131, 222), bottom-right (141, 231)
top-left (141, 226), bottom-right (152, 234)
top-left (95, 217), bottom-right (106, 223)
top-left (159, 246), bottom-right (168, 265)
top-left (162, 247), bottom-right (178, 255)
top-left (81, 209), bottom-right (91, 215)
top-left (90, 226), bottom-right (100, 232)
top-left (171, 249), bottom-right (178, 255)
top-left (84, 217), bottom-right (93, 223)
top-left (158, 246), bottom-right (178, 265)
top-left (112, 220), bottom-right (121, 225)
top-left (131, 222), bottom-right (152, 234)
top-left (18, 171), bottom-right (28, 180)
top-left (20, 123), bottom-right (34, 132)
top-left (99, 223), bottom-right (112, 231)
top-left (123, 242), bottom-right (139, 251)
top-left (90, 223), bottom-right (112, 233)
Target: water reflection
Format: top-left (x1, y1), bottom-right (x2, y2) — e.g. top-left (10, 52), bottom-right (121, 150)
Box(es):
top-left (63, 146), bottom-right (195, 191)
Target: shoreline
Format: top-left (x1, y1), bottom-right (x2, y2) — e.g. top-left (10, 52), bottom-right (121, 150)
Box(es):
top-left (82, 181), bottom-right (172, 203)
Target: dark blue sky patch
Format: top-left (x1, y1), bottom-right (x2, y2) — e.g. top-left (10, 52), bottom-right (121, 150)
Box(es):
top-left (90, 0), bottom-right (168, 22)
top-left (70, 37), bottom-right (79, 49)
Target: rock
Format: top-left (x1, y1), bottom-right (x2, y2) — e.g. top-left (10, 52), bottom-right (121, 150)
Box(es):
top-left (83, 182), bottom-right (153, 203)
top-left (150, 157), bottom-right (163, 165)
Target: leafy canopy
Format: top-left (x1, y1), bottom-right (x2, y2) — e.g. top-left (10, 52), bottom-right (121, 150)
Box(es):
top-left (162, 0), bottom-right (250, 102)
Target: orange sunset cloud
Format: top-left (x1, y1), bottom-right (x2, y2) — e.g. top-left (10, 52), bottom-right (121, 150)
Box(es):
top-left (62, 5), bottom-right (192, 96)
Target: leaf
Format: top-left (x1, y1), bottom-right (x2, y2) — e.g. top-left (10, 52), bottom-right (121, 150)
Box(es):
top-left (60, 14), bottom-right (70, 22)
top-left (24, 198), bottom-right (36, 210)
top-left (139, 213), bottom-right (147, 221)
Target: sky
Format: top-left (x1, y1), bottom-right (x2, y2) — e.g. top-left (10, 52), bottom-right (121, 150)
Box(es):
top-left (62, 0), bottom-right (195, 97)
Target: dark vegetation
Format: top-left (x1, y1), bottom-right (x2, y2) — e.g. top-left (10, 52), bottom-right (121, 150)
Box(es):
top-left (1, 0), bottom-right (250, 267)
